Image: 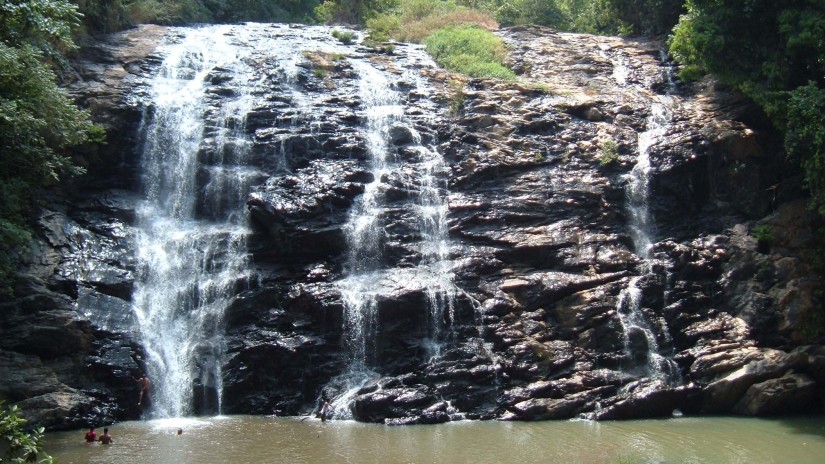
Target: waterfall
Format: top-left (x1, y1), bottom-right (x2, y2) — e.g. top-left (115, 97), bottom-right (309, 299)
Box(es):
top-left (624, 100), bottom-right (671, 258)
top-left (329, 49), bottom-right (455, 418)
top-left (132, 26), bottom-right (256, 417)
top-left (128, 23), bottom-right (454, 419)
top-left (610, 49), bottom-right (680, 383)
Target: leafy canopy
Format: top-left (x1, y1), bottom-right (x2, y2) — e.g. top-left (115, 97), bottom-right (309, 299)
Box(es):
top-left (0, 0), bottom-right (99, 294)
top-left (669, 0), bottom-right (825, 215)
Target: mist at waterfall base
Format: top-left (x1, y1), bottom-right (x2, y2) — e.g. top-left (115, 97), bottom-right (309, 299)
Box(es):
top-left (44, 415), bottom-right (825, 464)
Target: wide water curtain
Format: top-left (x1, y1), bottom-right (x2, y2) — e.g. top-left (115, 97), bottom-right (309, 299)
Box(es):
top-left (132, 25), bottom-right (255, 418)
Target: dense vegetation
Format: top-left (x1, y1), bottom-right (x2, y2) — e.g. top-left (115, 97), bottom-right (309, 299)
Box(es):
top-left (669, 0), bottom-right (825, 216)
top-left (319, 0), bottom-right (683, 36)
top-left (0, 0), bottom-right (101, 293)
top-left (71, 0), bottom-right (323, 36)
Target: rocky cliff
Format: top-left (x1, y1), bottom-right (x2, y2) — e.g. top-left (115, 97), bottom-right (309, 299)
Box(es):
top-left (1, 24), bottom-right (822, 429)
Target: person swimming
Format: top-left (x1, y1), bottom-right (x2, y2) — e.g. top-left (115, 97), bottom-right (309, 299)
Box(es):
top-left (98, 427), bottom-right (113, 445)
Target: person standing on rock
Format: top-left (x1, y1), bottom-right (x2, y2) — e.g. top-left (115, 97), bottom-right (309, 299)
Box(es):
top-left (319, 398), bottom-right (331, 422)
top-left (84, 427), bottom-right (97, 443)
top-left (134, 374), bottom-right (151, 406)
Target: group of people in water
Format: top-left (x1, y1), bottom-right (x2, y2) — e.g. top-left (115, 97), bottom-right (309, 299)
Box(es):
top-left (83, 373), bottom-right (333, 445)
top-left (81, 374), bottom-right (153, 445)
top-left (84, 427), bottom-right (113, 444)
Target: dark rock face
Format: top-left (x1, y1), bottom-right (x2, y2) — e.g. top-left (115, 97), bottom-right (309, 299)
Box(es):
top-left (2, 24), bottom-right (823, 429)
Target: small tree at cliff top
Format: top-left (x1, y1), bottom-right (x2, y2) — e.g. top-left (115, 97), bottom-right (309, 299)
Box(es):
top-left (0, 402), bottom-right (54, 463)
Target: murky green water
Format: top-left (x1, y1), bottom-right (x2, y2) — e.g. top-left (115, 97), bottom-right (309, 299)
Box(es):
top-left (45, 415), bottom-right (825, 464)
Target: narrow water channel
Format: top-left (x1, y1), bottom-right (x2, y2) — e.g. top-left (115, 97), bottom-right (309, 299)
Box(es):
top-left (46, 415), bottom-right (825, 463)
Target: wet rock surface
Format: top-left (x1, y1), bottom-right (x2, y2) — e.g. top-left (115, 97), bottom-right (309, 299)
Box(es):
top-left (2, 24), bottom-right (823, 428)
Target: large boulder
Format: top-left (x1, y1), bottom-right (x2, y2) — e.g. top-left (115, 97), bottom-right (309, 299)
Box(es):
top-left (733, 373), bottom-right (818, 416)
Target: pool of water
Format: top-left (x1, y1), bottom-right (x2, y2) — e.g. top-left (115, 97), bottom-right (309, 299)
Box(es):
top-left (45, 415), bottom-right (825, 463)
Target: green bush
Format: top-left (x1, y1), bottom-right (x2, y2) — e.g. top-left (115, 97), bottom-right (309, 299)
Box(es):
top-left (494, 0), bottom-right (564, 28)
top-left (786, 83), bottom-right (825, 215)
top-left (331, 29), bottom-right (356, 44)
top-left (72, 0), bottom-right (132, 37)
top-left (0, 402), bottom-right (53, 463)
top-left (598, 139), bottom-right (619, 165)
top-left (751, 224), bottom-right (773, 243)
top-left (447, 78), bottom-right (466, 116)
top-left (365, 14), bottom-right (400, 42)
top-left (424, 25), bottom-right (515, 80)
top-left (669, 0), bottom-right (825, 218)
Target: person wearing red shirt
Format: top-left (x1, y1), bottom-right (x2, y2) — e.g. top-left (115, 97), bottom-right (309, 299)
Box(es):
top-left (84, 427), bottom-right (96, 443)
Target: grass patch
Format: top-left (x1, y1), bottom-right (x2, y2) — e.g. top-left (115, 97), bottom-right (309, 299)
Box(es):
top-left (331, 29), bottom-right (355, 44)
top-left (598, 139), bottom-right (619, 165)
top-left (424, 25), bottom-right (516, 80)
top-left (397, 9), bottom-right (499, 43)
top-left (447, 79), bottom-right (466, 116)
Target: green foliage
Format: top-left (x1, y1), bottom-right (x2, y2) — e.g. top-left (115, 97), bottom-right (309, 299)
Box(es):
top-left (72, 0), bottom-right (133, 37)
top-left (786, 83), bottom-right (825, 215)
top-left (0, 0), bottom-right (81, 53)
top-left (124, 0), bottom-right (211, 25)
top-left (447, 78), bottom-right (466, 116)
top-left (365, 14), bottom-right (399, 42)
top-left (669, 0), bottom-right (824, 92)
top-left (669, 0), bottom-right (825, 217)
top-left (424, 25), bottom-right (515, 80)
top-left (1, 0), bottom-right (99, 294)
top-left (751, 224), bottom-right (773, 243)
top-left (0, 402), bottom-right (54, 464)
top-left (604, 0), bottom-right (683, 35)
top-left (315, 0), bottom-right (399, 24)
top-left (72, 0), bottom-right (324, 32)
top-left (598, 139), bottom-right (619, 165)
top-left (451, 0), bottom-right (681, 35)
top-left (492, 0), bottom-right (565, 28)
top-left (399, 0), bottom-right (451, 22)
top-left (331, 28), bottom-right (355, 44)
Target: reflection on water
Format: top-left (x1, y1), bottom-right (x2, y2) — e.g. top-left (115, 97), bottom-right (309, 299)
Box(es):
top-left (45, 416), bottom-right (825, 464)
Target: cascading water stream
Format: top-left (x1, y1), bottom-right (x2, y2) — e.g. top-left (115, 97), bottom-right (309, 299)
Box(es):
top-left (132, 26), bottom-right (256, 418)
top-left (329, 51), bottom-right (455, 418)
top-left (610, 50), bottom-right (680, 383)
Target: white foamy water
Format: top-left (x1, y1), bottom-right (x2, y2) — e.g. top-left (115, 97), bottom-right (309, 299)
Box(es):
top-left (133, 25), bottom-right (257, 418)
top-left (330, 48), bottom-right (455, 418)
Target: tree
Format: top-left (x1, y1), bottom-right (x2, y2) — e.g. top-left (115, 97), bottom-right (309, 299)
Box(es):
top-left (0, 0), bottom-right (100, 293)
top-left (669, 0), bottom-right (825, 215)
top-left (0, 402), bottom-right (54, 464)
top-left (786, 84), bottom-right (825, 215)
